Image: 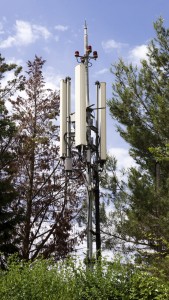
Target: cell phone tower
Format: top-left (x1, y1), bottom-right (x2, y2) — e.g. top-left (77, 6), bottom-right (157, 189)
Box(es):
top-left (60, 21), bottom-right (106, 267)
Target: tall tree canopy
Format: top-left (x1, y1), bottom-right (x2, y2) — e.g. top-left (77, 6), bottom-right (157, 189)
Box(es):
top-left (107, 18), bottom-right (169, 266)
top-left (9, 56), bottom-right (77, 260)
top-left (0, 54), bottom-right (86, 264)
top-left (0, 54), bottom-right (23, 267)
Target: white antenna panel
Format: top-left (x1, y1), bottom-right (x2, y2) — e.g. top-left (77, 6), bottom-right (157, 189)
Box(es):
top-left (60, 79), bottom-right (67, 158)
top-left (75, 64), bottom-right (87, 147)
top-left (99, 82), bottom-right (106, 161)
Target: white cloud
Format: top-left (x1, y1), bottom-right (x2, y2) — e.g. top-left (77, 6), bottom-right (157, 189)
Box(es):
top-left (128, 44), bottom-right (148, 65)
top-left (54, 24), bottom-right (68, 31)
top-left (15, 20), bottom-right (35, 45)
top-left (6, 57), bottom-right (24, 66)
top-left (95, 68), bottom-right (109, 75)
top-left (0, 20), bottom-right (51, 48)
top-left (44, 67), bottom-right (65, 90)
top-left (108, 147), bottom-right (136, 170)
top-left (102, 39), bottom-right (128, 52)
top-left (32, 24), bottom-right (51, 40)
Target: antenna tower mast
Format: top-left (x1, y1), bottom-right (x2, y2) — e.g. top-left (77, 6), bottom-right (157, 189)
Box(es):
top-left (60, 21), bottom-right (106, 268)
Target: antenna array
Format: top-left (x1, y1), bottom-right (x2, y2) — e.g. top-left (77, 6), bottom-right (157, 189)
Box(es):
top-left (60, 22), bottom-right (106, 266)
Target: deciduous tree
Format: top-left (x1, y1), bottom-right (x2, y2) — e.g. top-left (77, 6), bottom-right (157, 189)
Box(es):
top-left (10, 56), bottom-right (78, 260)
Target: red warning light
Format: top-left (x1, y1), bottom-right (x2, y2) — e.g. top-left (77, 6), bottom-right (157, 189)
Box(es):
top-left (87, 45), bottom-right (92, 53)
top-left (75, 51), bottom-right (79, 57)
top-left (93, 51), bottom-right (98, 59)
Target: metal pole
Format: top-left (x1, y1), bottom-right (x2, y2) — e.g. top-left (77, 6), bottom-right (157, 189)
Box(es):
top-left (84, 21), bottom-right (93, 267)
top-left (95, 82), bottom-right (101, 260)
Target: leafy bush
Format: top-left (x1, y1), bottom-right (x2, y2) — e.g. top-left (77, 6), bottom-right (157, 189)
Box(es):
top-left (0, 256), bottom-right (168, 299)
top-left (129, 270), bottom-right (169, 300)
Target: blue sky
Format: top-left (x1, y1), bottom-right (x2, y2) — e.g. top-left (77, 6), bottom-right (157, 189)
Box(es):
top-left (1, 0), bottom-right (169, 167)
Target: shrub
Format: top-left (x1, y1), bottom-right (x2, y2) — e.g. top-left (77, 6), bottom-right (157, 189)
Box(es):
top-left (0, 256), bottom-right (169, 299)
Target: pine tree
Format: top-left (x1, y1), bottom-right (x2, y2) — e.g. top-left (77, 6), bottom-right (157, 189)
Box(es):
top-left (107, 18), bottom-right (169, 264)
top-left (0, 54), bottom-right (23, 267)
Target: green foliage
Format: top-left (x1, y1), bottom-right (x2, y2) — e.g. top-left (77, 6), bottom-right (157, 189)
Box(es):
top-left (0, 54), bottom-right (24, 267)
top-left (129, 271), bottom-right (169, 300)
top-left (105, 17), bottom-right (169, 268)
top-left (0, 257), bottom-right (168, 300)
top-left (149, 144), bottom-right (169, 162)
top-left (109, 17), bottom-right (169, 172)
